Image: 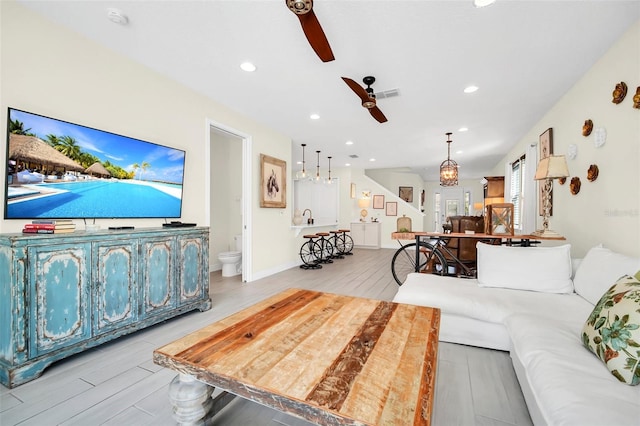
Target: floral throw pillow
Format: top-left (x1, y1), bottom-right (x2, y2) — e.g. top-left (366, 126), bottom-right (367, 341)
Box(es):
top-left (581, 273), bottom-right (640, 385)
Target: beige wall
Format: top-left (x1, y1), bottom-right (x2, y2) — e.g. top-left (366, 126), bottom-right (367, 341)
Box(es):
top-left (491, 20), bottom-right (640, 258)
top-left (0, 2), bottom-right (298, 278)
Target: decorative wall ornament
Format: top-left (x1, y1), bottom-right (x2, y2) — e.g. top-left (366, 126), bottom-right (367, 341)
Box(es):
top-left (633, 86), bottom-right (640, 109)
top-left (567, 144), bottom-right (578, 160)
top-left (558, 177), bottom-right (567, 185)
top-left (570, 177), bottom-right (582, 195)
top-left (582, 119), bottom-right (593, 136)
top-left (612, 81), bottom-right (627, 104)
top-left (594, 127), bottom-right (607, 148)
top-left (587, 164), bottom-right (599, 182)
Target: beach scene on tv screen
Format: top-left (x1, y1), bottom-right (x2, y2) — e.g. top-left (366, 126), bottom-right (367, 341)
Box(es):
top-left (5, 109), bottom-right (185, 219)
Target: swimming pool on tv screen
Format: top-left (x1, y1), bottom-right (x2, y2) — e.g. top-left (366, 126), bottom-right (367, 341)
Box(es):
top-left (7, 180), bottom-right (182, 218)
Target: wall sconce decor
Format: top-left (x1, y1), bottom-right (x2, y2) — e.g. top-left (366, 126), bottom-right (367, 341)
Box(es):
top-left (533, 155), bottom-right (569, 238)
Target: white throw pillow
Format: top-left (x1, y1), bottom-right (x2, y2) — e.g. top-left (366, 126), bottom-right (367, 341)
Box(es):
top-left (477, 243), bottom-right (573, 293)
top-left (573, 246), bottom-right (640, 305)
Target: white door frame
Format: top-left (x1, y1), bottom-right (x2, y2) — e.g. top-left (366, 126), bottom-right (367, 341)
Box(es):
top-left (205, 118), bottom-right (253, 282)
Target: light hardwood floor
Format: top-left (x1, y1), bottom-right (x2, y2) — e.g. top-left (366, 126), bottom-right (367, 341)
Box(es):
top-left (0, 248), bottom-right (532, 426)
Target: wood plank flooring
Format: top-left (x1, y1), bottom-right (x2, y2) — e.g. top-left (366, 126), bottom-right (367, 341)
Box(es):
top-left (0, 248), bottom-right (532, 426)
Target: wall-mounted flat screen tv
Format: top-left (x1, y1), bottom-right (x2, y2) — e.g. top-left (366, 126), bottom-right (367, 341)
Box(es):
top-left (5, 108), bottom-right (186, 219)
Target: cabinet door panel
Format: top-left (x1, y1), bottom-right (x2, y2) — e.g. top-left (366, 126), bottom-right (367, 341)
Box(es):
top-left (141, 239), bottom-right (175, 315)
top-left (178, 237), bottom-right (203, 303)
top-left (94, 243), bottom-right (137, 334)
top-left (29, 244), bottom-right (90, 356)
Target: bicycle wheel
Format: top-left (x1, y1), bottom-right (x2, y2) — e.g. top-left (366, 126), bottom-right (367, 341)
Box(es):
top-left (299, 240), bottom-right (320, 265)
top-left (335, 234), bottom-right (354, 254)
top-left (313, 239), bottom-right (334, 262)
top-left (391, 242), bottom-right (448, 286)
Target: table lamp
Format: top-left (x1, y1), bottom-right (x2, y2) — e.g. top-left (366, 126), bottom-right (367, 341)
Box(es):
top-left (358, 198), bottom-right (370, 222)
top-left (532, 155), bottom-right (569, 238)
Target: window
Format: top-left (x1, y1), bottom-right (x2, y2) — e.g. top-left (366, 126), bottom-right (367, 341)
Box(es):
top-left (510, 155), bottom-right (525, 230)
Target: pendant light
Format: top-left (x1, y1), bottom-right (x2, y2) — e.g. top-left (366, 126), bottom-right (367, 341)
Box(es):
top-left (314, 150), bottom-right (321, 182)
top-left (439, 132), bottom-right (458, 186)
top-left (296, 143), bottom-right (307, 179)
top-left (325, 156), bottom-right (333, 184)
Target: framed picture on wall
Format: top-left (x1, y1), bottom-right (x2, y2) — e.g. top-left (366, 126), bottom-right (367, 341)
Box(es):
top-left (260, 154), bottom-right (286, 208)
top-left (539, 128), bottom-right (553, 159)
top-left (539, 128), bottom-right (553, 216)
top-left (373, 195), bottom-right (384, 209)
top-left (350, 183), bottom-right (356, 199)
top-left (386, 202), bottom-right (397, 216)
top-left (399, 186), bottom-right (413, 203)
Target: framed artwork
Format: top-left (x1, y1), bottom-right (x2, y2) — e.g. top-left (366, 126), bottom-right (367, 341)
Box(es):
top-left (399, 186), bottom-right (413, 203)
top-left (539, 128), bottom-right (553, 159)
top-left (260, 154), bottom-right (286, 208)
top-left (539, 128), bottom-right (553, 216)
top-left (385, 202), bottom-right (397, 216)
top-left (350, 183), bottom-right (356, 199)
top-left (373, 195), bottom-right (384, 209)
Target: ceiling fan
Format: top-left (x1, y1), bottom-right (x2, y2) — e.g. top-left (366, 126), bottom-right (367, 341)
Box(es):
top-left (342, 76), bottom-right (388, 123)
top-left (286, 0), bottom-right (334, 62)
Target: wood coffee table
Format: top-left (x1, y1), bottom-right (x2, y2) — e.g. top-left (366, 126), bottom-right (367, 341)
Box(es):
top-left (153, 288), bottom-right (440, 425)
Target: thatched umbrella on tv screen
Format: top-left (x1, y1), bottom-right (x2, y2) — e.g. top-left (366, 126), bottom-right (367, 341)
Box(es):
top-left (85, 162), bottom-right (111, 178)
top-left (8, 134), bottom-right (85, 172)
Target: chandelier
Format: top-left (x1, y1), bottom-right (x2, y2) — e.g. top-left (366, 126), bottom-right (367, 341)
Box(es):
top-left (439, 132), bottom-right (458, 186)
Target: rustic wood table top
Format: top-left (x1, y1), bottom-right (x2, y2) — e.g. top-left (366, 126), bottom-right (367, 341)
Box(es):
top-left (153, 288), bottom-right (441, 425)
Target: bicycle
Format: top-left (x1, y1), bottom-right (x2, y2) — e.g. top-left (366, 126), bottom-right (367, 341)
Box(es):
top-left (391, 236), bottom-right (478, 286)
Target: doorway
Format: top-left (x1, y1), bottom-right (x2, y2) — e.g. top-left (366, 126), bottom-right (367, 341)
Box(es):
top-left (433, 187), bottom-right (464, 232)
top-left (206, 119), bottom-right (252, 282)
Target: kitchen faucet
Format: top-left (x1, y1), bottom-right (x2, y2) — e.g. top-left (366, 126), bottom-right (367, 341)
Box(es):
top-left (302, 209), bottom-right (313, 224)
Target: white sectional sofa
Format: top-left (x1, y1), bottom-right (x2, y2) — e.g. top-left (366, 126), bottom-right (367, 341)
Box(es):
top-left (393, 244), bottom-right (640, 426)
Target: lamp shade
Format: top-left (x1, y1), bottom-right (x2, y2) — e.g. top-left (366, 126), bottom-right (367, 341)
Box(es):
top-left (535, 155), bottom-right (569, 180)
top-left (358, 198), bottom-right (370, 208)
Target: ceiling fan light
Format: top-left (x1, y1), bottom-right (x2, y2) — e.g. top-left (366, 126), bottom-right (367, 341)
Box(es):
top-left (287, 0), bottom-right (312, 14)
top-left (362, 100), bottom-right (376, 109)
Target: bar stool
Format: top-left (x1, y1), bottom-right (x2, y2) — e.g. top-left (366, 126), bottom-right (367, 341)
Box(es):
top-left (299, 234), bottom-right (322, 269)
top-left (314, 232), bottom-right (334, 264)
top-left (337, 229), bottom-right (354, 255)
top-left (329, 231), bottom-right (345, 259)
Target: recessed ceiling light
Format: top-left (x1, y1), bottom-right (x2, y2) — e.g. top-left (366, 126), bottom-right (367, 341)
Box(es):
top-left (459, 127), bottom-right (469, 132)
top-left (474, 0), bottom-right (496, 8)
top-left (345, 140), bottom-right (354, 145)
top-left (107, 8), bottom-right (128, 25)
top-left (345, 163), bottom-right (351, 167)
top-left (310, 114), bottom-right (320, 120)
top-left (464, 85), bottom-right (479, 93)
top-left (369, 158), bottom-right (376, 162)
top-left (240, 62), bottom-right (256, 72)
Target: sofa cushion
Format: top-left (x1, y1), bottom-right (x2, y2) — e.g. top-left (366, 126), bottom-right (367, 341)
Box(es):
top-left (476, 243), bottom-right (573, 293)
top-left (394, 273), bottom-right (591, 325)
top-left (573, 246), bottom-right (640, 305)
top-left (581, 274), bottom-right (640, 385)
top-left (507, 314), bottom-right (640, 425)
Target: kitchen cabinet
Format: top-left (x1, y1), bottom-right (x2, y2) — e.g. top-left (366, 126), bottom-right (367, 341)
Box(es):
top-left (350, 222), bottom-right (381, 249)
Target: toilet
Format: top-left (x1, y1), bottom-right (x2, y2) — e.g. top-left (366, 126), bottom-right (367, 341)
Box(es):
top-left (218, 234), bottom-right (242, 277)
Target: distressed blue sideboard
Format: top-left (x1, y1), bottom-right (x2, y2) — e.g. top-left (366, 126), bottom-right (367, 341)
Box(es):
top-left (0, 227), bottom-right (211, 388)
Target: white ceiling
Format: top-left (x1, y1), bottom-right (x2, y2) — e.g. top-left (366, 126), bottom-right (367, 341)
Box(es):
top-left (16, 0), bottom-right (640, 181)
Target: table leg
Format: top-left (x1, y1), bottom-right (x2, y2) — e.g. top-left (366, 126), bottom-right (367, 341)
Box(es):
top-left (169, 373), bottom-right (214, 425)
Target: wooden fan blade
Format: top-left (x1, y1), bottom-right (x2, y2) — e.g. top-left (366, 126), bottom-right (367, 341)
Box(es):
top-left (369, 106), bottom-right (388, 123)
top-left (298, 10), bottom-right (334, 62)
top-left (342, 77), bottom-right (370, 103)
